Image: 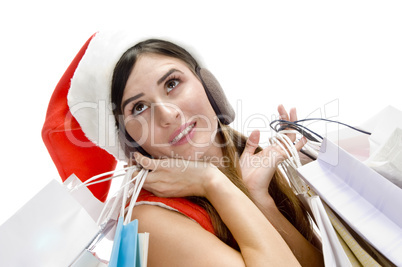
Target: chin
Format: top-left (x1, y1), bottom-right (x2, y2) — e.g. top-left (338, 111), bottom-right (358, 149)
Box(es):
top-left (145, 139), bottom-right (216, 161)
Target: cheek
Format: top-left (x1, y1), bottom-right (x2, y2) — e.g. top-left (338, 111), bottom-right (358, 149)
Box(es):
top-left (189, 96), bottom-right (216, 126)
top-left (125, 117), bottom-right (168, 157)
top-left (182, 91), bottom-right (219, 141)
top-left (125, 116), bottom-right (151, 146)
top-left (182, 85), bottom-right (215, 117)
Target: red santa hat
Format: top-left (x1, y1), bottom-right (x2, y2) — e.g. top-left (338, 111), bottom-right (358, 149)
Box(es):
top-left (42, 31), bottom-right (145, 201)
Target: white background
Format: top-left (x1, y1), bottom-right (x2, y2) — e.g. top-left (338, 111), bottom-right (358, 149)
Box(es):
top-left (1, 0), bottom-right (401, 229)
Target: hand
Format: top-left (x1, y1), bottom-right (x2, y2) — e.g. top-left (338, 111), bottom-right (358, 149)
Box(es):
top-left (239, 105), bottom-right (306, 201)
top-left (239, 130), bottom-right (285, 200)
top-left (134, 153), bottom-right (220, 198)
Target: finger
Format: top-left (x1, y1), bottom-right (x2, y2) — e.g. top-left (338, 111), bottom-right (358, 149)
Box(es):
top-left (134, 152), bottom-right (158, 171)
top-left (277, 105), bottom-right (298, 141)
top-left (277, 104), bottom-right (289, 121)
top-left (287, 107), bottom-right (298, 141)
top-left (289, 107), bottom-right (298, 122)
top-left (294, 137), bottom-right (307, 152)
top-left (241, 129), bottom-right (260, 159)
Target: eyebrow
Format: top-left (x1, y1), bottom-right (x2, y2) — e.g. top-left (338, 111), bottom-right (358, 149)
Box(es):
top-left (121, 69), bottom-right (183, 111)
top-left (121, 92), bottom-right (145, 111)
top-left (157, 68), bottom-right (183, 85)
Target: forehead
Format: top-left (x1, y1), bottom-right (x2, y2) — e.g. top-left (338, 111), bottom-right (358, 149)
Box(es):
top-left (131, 53), bottom-right (189, 77)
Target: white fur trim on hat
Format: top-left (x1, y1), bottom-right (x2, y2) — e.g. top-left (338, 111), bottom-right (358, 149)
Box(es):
top-left (68, 31), bottom-right (144, 161)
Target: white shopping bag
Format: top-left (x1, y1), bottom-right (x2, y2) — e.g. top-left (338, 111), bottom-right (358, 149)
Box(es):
top-left (69, 166), bottom-right (147, 266)
top-left (297, 138), bottom-right (402, 266)
top-left (65, 173), bottom-right (121, 241)
top-left (327, 105), bottom-right (402, 163)
top-left (327, 105), bottom-right (402, 189)
top-left (64, 174), bottom-right (106, 223)
top-left (0, 165), bottom-right (141, 267)
top-left (70, 250), bottom-right (108, 267)
top-left (366, 127), bottom-right (402, 189)
top-left (279, 162), bottom-right (352, 267)
top-left (0, 179), bottom-right (100, 267)
top-left (273, 132), bottom-right (352, 267)
top-left (307, 195), bottom-right (352, 267)
top-left (363, 106), bottom-right (402, 155)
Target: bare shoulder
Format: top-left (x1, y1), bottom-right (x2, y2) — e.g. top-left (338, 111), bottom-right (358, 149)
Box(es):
top-left (132, 204), bottom-right (209, 241)
top-left (131, 204), bottom-right (245, 267)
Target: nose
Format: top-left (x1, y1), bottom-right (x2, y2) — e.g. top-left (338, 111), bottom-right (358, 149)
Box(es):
top-left (153, 102), bottom-right (180, 127)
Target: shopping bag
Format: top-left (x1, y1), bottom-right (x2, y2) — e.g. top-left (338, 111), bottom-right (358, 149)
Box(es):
top-left (366, 125), bottom-right (402, 189)
top-left (70, 249), bottom-right (108, 267)
top-left (297, 138), bottom-right (402, 266)
top-left (322, 203), bottom-right (382, 267)
top-left (66, 169), bottom-right (130, 241)
top-left (65, 173), bottom-right (111, 225)
top-left (109, 168), bottom-right (149, 267)
top-left (307, 195), bottom-right (352, 267)
top-left (109, 217), bottom-right (141, 266)
top-left (0, 165), bottom-right (138, 267)
top-left (0, 179), bottom-right (100, 267)
top-left (281, 162), bottom-right (376, 267)
top-left (271, 131), bottom-right (352, 266)
top-left (70, 166), bottom-right (145, 266)
top-left (327, 106), bottom-right (402, 188)
top-left (363, 106), bottom-right (402, 155)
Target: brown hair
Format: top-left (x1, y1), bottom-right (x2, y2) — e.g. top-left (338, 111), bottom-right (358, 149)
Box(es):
top-left (220, 124), bottom-right (314, 245)
top-left (111, 39), bottom-right (313, 249)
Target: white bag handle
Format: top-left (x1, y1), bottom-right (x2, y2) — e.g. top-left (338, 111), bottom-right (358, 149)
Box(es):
top-left (85, 167), bottom-right (146, 253)
top-left (125, 169), bottom-right (148, 224)
top-left (65, 164), bottom-right (146, 227)
top-left (270, 130), bottom-right (313, 194)
top-left (70, 165), bottom-right (138, 192)
top-left (97, 167), bottom-right (140, 226)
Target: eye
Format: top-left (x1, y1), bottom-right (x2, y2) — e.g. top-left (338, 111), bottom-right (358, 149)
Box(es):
top-left (165, 79), bottom-right (180, 93)
top-left (131, 102), bottom-right (149, 116)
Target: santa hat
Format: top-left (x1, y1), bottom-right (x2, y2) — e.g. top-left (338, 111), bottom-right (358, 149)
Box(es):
top-left (42, 31), bottom-right (145, 201)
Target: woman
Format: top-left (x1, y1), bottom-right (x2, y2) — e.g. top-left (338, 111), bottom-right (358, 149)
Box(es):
top-left (110, 38), bottom-right (324, 266)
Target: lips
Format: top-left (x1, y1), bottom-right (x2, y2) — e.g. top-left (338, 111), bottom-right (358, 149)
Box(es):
top-left (169, 121), bottom-right (196, 145)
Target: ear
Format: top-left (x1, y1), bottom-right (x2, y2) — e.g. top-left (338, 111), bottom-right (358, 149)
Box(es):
top-left (197, 68), bottom-right (235, 125)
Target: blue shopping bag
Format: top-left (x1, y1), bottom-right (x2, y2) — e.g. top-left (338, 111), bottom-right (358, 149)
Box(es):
top-left (120, 219), bottom-right (140, 266)
top-left (109, 217), bottom-right (141, 267)
top-left (109, 168), bottom-right (149, 267)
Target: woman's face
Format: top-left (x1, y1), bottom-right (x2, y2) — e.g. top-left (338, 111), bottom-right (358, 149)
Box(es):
top-left (121, 53), bottom-right (222, 161)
